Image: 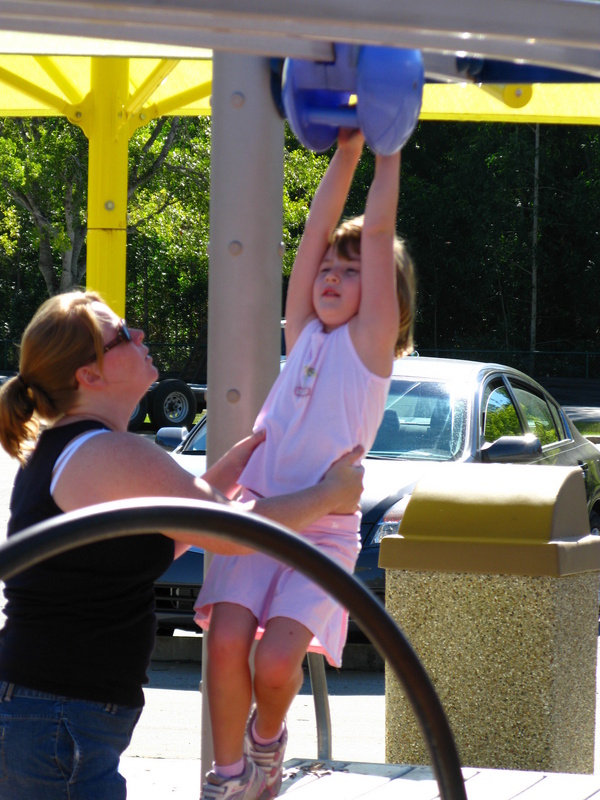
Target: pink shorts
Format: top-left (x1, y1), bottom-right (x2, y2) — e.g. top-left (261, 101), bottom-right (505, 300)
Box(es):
top-left (194, 510), bottom-right (361, 668)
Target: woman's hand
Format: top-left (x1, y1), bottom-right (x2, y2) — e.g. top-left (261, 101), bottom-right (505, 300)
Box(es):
top-left (202, 429), bottom-right (266, 498)
top-left (320, 445), bottom-right (365, 514)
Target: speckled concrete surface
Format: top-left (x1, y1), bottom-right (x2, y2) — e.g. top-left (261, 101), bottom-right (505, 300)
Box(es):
top-left (385, 570), bottom-right (599, 774)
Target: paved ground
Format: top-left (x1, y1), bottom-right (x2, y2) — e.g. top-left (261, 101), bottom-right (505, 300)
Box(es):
top-left (121, 661), bottom-right (385, 798)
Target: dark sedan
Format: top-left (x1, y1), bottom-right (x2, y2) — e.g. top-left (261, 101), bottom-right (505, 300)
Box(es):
top-left (154, 356), bottom-right (600, 636)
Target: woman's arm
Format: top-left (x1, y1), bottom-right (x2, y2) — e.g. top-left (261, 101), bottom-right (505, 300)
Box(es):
top-left (52, 432), bottom-right (364, 555)
top-left (243, 445), bottom-right (364, 526)
top-left (201, 429), bottom-right (266, 499)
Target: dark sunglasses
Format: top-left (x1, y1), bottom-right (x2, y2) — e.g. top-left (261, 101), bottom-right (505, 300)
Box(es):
top-left (103, 320), bottom-right (132, 353)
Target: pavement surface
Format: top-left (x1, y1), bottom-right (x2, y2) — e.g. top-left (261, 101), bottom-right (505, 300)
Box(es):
top-left (121, 663), bottom-right (385, 799)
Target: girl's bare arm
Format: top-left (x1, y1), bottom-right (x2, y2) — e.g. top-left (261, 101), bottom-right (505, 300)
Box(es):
top-left (285, 131), bottom-right (364, 351)
top-left (350, 151), bottom-right (401, 377)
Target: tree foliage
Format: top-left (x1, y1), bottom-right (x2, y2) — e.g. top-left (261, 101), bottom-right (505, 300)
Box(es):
top-left (126, 117), bottom-right (212, 367)
top-left (400, 122), bottom-right (600, 354)
top-left (0, 114), bottom-right (600, 376)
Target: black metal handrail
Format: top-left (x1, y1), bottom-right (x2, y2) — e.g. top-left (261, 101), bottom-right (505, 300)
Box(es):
top-left (0, 497), bottom-right (467, 800)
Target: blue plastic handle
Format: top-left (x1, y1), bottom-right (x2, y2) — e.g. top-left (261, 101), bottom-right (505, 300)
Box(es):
top-left (303, 106), bottom-right (359, 128)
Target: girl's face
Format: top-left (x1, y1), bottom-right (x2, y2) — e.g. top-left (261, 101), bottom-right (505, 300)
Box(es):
top-left (312, 245), bottom-right (361, 331)
top-left (91, 302), bottom-right (158, 391)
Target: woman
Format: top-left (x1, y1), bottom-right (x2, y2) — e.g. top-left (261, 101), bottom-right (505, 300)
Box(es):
top-left (0, 290), bottom-right (363, 800)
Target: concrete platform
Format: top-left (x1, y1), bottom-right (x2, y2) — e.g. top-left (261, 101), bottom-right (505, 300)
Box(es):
top-left (120, 757), bottom-right (600, 799)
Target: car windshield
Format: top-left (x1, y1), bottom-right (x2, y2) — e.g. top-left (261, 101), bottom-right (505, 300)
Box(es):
top-left (368, 378), bottom-right (469, 461)
top-left (184, 379), bottom-right (469, 462)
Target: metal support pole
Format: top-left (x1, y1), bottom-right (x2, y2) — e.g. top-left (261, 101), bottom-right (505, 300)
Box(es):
top-left (202, 52), bottom-right (284, 776)
top-left (85, 58), bottom-right (129, 317)
top-left (306, 653), bottom-right (333, 760)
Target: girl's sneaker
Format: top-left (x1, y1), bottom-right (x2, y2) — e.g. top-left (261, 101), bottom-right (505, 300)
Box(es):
top-left (243, 708), bottom-right (288, 799)
top-left (201, 756), bottom-right (269, 800)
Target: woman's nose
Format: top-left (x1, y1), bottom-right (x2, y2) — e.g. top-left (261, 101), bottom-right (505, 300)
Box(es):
top-left (132, 328), bottom-right (145, 343)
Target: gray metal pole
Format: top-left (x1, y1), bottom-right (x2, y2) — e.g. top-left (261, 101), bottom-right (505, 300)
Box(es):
top-left (201, 52), bottom-right (284, 777)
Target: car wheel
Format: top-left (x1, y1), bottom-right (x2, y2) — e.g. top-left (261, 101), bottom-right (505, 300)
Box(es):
top-left (150, 379), bottom-right (197, 429)
top-left (127, 395), bottom-right (149, 431)
top-left (590, 510), bottom-right (600, 536)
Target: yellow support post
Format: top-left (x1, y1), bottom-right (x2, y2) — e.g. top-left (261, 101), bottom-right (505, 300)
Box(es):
top-left (85, 58), bottom-right (129, 316)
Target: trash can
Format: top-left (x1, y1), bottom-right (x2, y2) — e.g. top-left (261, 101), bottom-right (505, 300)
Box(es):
top-left (379, 463), bottom-right (600, 774)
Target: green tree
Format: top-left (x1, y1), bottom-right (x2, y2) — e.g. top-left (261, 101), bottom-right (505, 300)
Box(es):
top-left (2, 114), bottom-right (600, 377)
top-left (0, 118), bottom-right (88, 299)
top-left (126, 116), bottom-right (212, 356)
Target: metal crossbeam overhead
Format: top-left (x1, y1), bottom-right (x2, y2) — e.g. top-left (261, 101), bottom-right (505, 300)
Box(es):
top-left (1, 0), bottom-right (600, 76)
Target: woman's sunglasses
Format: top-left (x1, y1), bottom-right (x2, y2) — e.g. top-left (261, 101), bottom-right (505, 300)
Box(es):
top-left (103, 320), bottom-right (132, 354)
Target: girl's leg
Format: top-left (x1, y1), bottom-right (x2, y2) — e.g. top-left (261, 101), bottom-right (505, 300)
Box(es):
top-left (205, 602), bottom-right (258, 766)
top-left (252, 616), bottom-right (313, 738)
top-left (244, 618), bottom-right (313, 798)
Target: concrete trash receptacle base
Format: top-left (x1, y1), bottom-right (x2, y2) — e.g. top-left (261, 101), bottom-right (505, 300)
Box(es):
top-left (385, 569), bottom-right (598, 773)
top-left (379, 463), bottom-right (600, 774)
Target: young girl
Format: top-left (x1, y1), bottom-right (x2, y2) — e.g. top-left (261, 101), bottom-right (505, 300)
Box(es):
top-left (0, 292), bottom-right (363, 800)
top-left (195, 129), bottom-right (416, 800)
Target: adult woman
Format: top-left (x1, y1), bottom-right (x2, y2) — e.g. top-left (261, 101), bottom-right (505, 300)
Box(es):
top-left (0, 291), bottom-right (363, 800)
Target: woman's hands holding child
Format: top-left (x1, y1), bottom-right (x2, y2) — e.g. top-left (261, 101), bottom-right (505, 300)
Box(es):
top-left (321, 445), bottom-right (365, 514)
top-left (202, 429), bottom-right (266, 499)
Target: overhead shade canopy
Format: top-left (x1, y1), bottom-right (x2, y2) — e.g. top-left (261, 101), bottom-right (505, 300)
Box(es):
top-left (420, 83), bottom-right (600, 125)
top-left (0, 17), bottom-right (598, 313)
top-left (0, 30), bottom-right (212, 119)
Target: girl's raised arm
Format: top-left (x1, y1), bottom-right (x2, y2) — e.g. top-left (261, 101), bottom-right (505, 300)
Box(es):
top-left (285, 131), bottom-right (364, 351)
top-left (350, 151), bottom-right (401, 378)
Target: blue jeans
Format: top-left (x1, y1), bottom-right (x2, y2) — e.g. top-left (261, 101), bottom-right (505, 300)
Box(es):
top-left (0, 682), bottom-right (142, 799)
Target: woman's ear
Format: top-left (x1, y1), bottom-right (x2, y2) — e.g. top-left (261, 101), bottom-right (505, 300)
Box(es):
top-left (74, 363), bottom-right (104, 389)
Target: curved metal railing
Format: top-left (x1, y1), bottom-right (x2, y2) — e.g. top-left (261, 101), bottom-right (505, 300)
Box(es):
top-left (0, 498), bottom-right (467, 800)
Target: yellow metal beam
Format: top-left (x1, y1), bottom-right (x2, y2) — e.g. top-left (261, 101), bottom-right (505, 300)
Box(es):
top-left (154, 79), bottom-right (212, 117)
top-left (0, 64), bottom-right (71, 115)
top-left (85, 58), bottom-right (130, 317)
top-left (33, 56), bottom-right (83, 105)
top-left (421, 82), bottom-right (600, 124)
top-left (126, 58), bottom-right (179, 116)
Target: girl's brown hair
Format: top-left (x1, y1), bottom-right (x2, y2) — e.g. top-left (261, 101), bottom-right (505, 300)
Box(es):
top-left (329, 216), bottom-right (417, 357)
top-left (0, 291), bottom-right (106, 464)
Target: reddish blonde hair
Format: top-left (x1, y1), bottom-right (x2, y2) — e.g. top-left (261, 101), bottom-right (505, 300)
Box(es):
top-left (0, 291), bottom-right (107, 464)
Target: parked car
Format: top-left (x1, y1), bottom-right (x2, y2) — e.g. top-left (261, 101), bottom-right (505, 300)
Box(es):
top-left (154, 356), bottom-right (600, 636)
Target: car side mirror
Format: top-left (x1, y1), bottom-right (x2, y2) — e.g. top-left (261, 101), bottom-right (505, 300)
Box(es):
top-left (155, 426), bottom-right (188, 451)
top-left (480, 434), bottom-right (542, 464)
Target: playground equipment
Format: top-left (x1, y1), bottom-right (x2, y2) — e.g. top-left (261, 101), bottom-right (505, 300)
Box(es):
top-left (281, 43), bottom-right (424, 154)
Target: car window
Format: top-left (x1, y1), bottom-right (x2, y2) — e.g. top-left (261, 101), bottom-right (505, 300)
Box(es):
top-left (510, 385), bottom-right (560, 445)
top-left (183, 421), bottom-right (207, 454)
top-left (369, 379), bottom-right (467, 461)
top-left (482, 383), bottom-right (523, 443)
top-left (549, 401), bottom-right (570, 442)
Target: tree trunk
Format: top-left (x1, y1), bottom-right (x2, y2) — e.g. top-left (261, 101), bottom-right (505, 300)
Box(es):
top-left (38, 228), bottom-right (58, 296)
